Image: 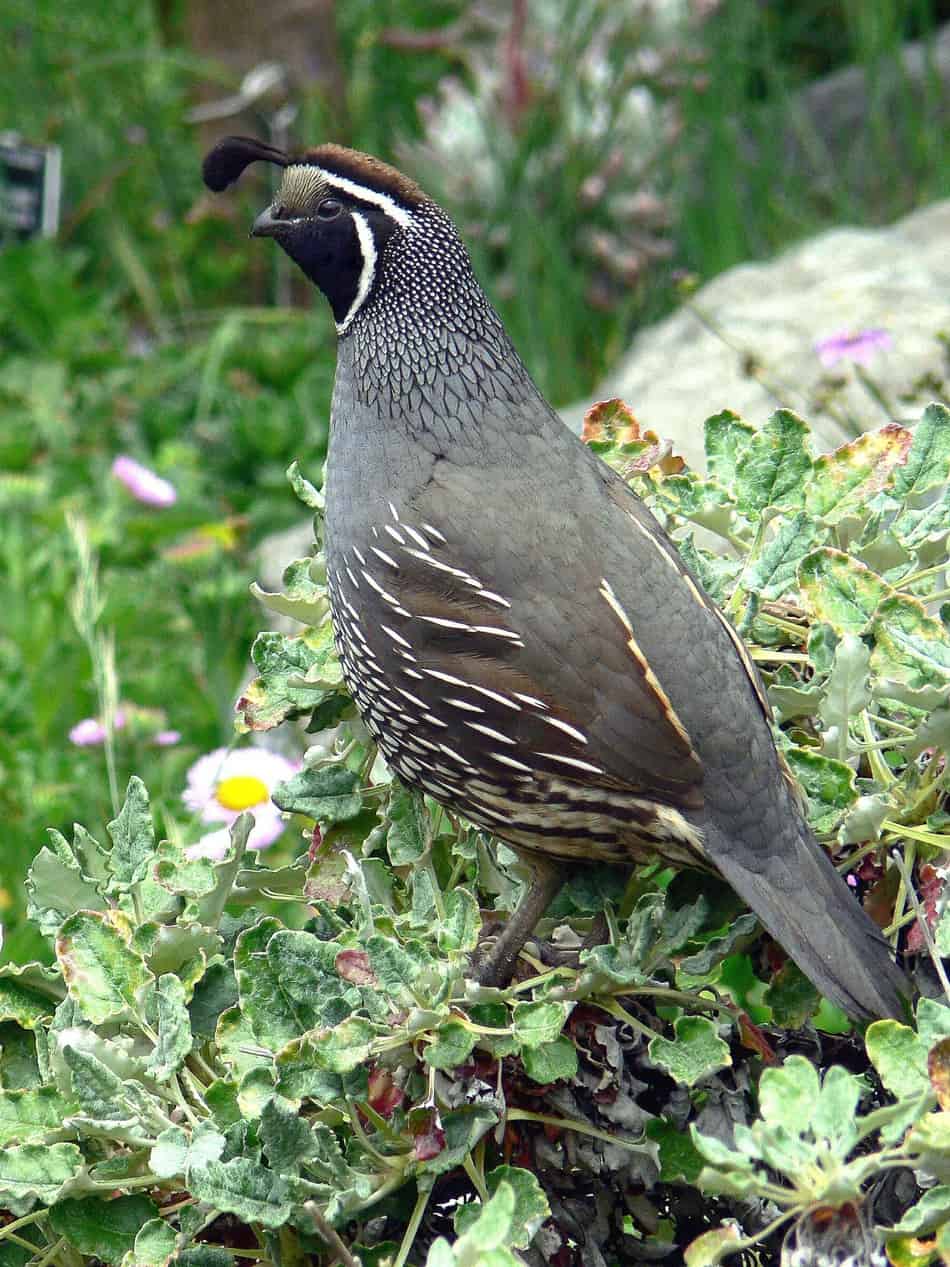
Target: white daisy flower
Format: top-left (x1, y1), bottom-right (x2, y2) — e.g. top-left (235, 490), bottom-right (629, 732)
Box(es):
top-left (183, 746), bottom-right (301, 861)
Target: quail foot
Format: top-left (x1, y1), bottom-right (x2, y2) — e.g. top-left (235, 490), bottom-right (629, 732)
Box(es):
top-left (203, 136), bottom-right (907, 1019)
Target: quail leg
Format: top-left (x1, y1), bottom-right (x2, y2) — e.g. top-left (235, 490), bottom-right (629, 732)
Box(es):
top-left (473, 856), bottom-right (565, 986)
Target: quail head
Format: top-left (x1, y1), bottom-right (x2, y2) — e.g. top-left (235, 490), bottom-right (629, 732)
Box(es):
top-left (203, 136), bottom-right (907, 1019)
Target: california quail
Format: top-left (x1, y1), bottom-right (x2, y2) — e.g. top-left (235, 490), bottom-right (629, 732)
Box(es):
top-left (203, 136), bottom-right (907, 1019)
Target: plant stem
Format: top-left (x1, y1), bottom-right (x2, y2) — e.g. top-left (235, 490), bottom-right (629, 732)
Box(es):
top-left (188, 1050), bottom-right (219, 1085)
top-left (896, 560), bottom-right (949, 589)
top-left (882, 820), bottom-right (950, 849)
top-left (346, 1103), bottom-right (400, 1169)
top-left (836, 840), bottom-right (883, 874)
top-left (888, 839), bottom-right (915, 951)
top-left (32, 1236), bottom-right (68, 1267)
top-left (305, 1201), bottom-right (364, 1261)
top-left (3, 1232), bottom-right (43, 1254)
top-left (393, 1186), bottom-right (430, 1267)
top-left (0, 1210), bottom-right (47, 1243)
top-left (627, 985), bottom-right (737, 1021)
top-left (463, 1150), bottom-right (489, 1203)
top-left (861, 713), bottom-right (896, 787)
top-left (507, 1108), bottom-right (651, 1154)
top-left (749, 649), bottom-right (810, 663)
top-left (891, 844), bottom-right (950, 1002)
top-left (594, 998), bottom-right (658, 1042)
top-left (865, 712), bottom-right (915, 735)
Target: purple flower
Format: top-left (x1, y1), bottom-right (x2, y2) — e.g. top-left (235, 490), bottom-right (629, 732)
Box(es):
top-left (69, 718), bottom-right (109, 747)
top-left (69, 709), bottom-right (126, 747)
top-left (154, 729), bottom-right (182, 747)
top-left (814, 328), bottom-right (892, 368)
top-left (111, 456), bottom-right (177, 508)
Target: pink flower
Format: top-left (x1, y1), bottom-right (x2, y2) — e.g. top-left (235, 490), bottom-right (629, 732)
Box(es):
top-left (69, 718), bottom-right (109, 746)
top-left (814, 328), bottom-right (892, 368)
top-left (69, 709), bottom-right (127, 747)
top-left (154, 730), bottom-right (182, 747)
top-left (111, 456), bottom-right (177, 508)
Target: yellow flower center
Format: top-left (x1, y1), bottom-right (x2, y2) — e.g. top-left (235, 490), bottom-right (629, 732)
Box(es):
top-left (215, 774), bottom-right (269, 811)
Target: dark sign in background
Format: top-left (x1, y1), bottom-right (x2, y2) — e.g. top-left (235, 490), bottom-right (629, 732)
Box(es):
top-left (0, 134), bottom-right (61, 242)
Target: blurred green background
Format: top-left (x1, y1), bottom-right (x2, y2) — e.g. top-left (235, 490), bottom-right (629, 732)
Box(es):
top-left (1, 0), bottom-right (948, 963)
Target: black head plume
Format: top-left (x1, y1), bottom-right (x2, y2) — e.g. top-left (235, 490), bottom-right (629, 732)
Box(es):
top-left (202, 136), bottom-right (290, 192)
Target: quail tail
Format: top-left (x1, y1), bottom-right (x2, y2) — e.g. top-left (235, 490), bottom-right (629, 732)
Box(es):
top-left (706, 818), bottom-right (908, 1020)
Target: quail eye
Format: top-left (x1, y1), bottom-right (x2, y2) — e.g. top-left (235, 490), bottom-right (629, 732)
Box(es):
top-left (316, 198), bottom-right (343, 221)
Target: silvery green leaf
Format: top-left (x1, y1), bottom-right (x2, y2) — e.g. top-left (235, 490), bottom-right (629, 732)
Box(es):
top-left (386, 784), bottom-right (430, 865)
top-left (734, 410), bottom-right (813, 515)
top-left (251, 555), bottom-right (329, 626)
top-left (261, 1095), bottom-right (317, 1175)
top-left (648, 1017), bottom-right (732, 1087)
top-left (905, 704), bottom-right (950, 758)
top-left (742, 511), bottom-right (820, 599)
top-left (0, 962), bottom-right (65, 1031)
top-left (892, 403), bottom-right (950, 497)
top-left (704, 410), bottom-right (756, 492)
top-left (779, 743), bottom-right (857, 833)
top-left (454, 1165), bottom-right (550, 1248)
top-left (60, 1045), bottom-right (156, 1136)
top-left (837, 794), bottom-right (892, 845)
top-left (805, 424), bottom-right (914, 524)
top-left (188, 1156), bottom-right (294, 1229)
top-left (811, 1065), bottom-right (861, 1155)
top-left (238, 625), bottom-right (343, 733)
top-left (870, 594), bottom-right (950, 690)
top-left (916, 998), bottom-right (950, 1052)
top-left (27, 837), bottom-right (107, 937)
top-left (149, 1123), bottom-right (226, 1179)
top-left (145, 974), bottom-right (192, 1080)
top-left (121, 1217), bottom-right (177, 1267)
top-left (106, 776), bottom-right (155, 892)
top-left (511, 1001), bottom-right (569, 1049)
top-left (818, 633), bottom-right (870, 758)
top-left (758, 1055), bottom-right (819, 1131)
top-left (271, 764), bottom-right (362, 825)
top-left (438, 887), bottom-right (479, 954)
top-left (55, 910), bottom-right (153, 1025)
top-left (234, 918), bottom-right (317, 1050)
top-left (423, 1021), bottom-right (478, 1071)
top-left (0, 1141), bottom-right (85, 1215)
top-left (865, 1019), bottom-right (930, 1099)
top-left (521, 1036), bottom-right (578, 1085)
top-left (287, 459), bottom-right (324, 511)
top-left (798, 548), bottom-right (890, 635)
top-left (48, 1194), bottom-right (158, 1265)
top-left (0, 1085), bottom-right (77, 1146)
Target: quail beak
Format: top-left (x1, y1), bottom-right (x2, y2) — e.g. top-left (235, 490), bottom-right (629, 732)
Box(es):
top-left (250, 205), bottom-right (283, 238)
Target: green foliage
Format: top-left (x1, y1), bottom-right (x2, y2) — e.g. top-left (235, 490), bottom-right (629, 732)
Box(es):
top-left (675, 0), bottom-right (950, 274)
top-left (0, 247), bottom-right (331, 962)
top-left (0, 405), bottom-right (945, 1262)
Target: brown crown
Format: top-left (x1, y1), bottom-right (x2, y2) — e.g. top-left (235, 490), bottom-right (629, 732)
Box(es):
top-left (202, 135), bottom-right (429, 211)
top-left (301, 144), bottom-right (429, 209)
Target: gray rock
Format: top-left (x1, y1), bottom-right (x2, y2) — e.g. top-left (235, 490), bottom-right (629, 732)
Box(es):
top-left (561, 198), bottom-right (950, 471)
top-left (775, 20), bottom-right (950, 202)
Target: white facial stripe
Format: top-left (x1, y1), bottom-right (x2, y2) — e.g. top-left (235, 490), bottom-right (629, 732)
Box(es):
top-left (336, 210), bottom-right (377, 335)
top-left (318, 170), bottom-right (413, 229)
